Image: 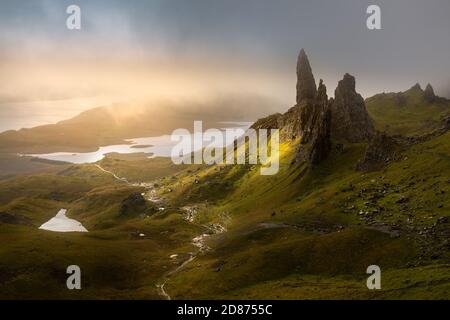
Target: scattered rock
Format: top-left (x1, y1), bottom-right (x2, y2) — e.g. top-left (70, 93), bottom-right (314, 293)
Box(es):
top-left (211, 260), bottom-right (227, 272)
top-left (437, 216), bottom-right (448, 224)
top-left (396, 196), bottom-right (410, 204)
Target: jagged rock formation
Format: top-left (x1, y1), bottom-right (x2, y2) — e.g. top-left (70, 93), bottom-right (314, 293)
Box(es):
top-left (306, 80), bottom-right (332, 164)
top-left (410, 83), bottom-right (422, 91)
top-left (424, 84), bottom-right (436, 103)
top-left (330, 73), bottom-right (375, 142)
top-left (293, 79), bottom-right (332, 165)
top-left (251, 107), bottom-right (301, 141)
top-left (119, 193), bottom-right (155, 217)
top-left (252, 49), bottom-right (377, 166)
top-left (252, 49), bottom-right (322, 142)
top-left (251, 113), bottom-right (282, 130)
top-left (357, 132), bottom-right (401, 171)
top-left (299, 80), bottom-right (324, 144)
top-left (296, 49), bottom-right (317, 104)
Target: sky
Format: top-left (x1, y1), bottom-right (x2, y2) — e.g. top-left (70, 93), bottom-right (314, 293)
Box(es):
top-left (1, 0), bottom-right (450, 116)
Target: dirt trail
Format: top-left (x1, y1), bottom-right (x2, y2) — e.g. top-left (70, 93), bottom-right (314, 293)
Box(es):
top-left (93, 164), bottom-right (228, 300)
top-left (94, 164), bottom-right (130, 183)
top-left (156, 206), bottom-right (227, 300)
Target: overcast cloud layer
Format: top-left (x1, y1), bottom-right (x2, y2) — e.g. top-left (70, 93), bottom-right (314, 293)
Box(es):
top-left (1, 0), bottom-right (449, 104)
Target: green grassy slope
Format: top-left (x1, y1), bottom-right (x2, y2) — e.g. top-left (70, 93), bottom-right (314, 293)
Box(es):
top-left (159, 133), bottom-right (450, 299)
top-left (366, 86), bottom-right (450, 136)
top-left (1, 113), bottom-right (449, 299)
top-left (0, 159), bottom-right (204, 299)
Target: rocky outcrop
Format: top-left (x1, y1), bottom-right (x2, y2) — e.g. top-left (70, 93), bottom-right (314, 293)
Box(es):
top-left (296, 49), bottom-right (317, 104)
top-left (424, 84), bottom-right (436, 103)
top-left (0, 212), bottom-right (33, 226)
top-left (250, 107), bottom-right (301, 141)
top-left (252, 50), bottom-right (321, 142)
top-left (251, 113), bottom-right (282, 130)
top-left (252, 50), bottom-right (377, 166)
top-left (119, 193), bottom-right (155, 217)
top-left (357, 132), bottom-right (401, 171)
top-left (410, 83), bottom-right (422, 92)
top-left (300, 79), bottom-right (327, 144)
top-left (294, 79), bottom-right (332, 165)
top-left (330, 73), bottom-right (375, 142)
top-left (307, 81), bottom-right (332, 164)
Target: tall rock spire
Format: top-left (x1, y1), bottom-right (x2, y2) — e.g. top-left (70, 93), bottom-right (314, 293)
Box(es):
top-left (330, 73), bottom-right (375, 142)
top-left (296, 49), bottom-right (317, 104)
top-left (295, 79), bottom-right (332, 165)
top-left (424, 83), bottom-right (436, 102)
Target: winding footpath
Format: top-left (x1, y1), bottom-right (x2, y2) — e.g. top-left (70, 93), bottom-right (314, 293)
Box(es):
top-left (156, 206), bottom-right (227, 300)
top-left (94, 164), bottom-right (130, 184)
top-left (93, 163), bottom-right (228, 300)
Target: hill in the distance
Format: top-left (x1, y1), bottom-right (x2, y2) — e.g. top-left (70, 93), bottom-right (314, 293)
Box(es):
top-left (0, 94), bottom-right (280, 154)
top-left (366, 83), bottom-right (450, 136)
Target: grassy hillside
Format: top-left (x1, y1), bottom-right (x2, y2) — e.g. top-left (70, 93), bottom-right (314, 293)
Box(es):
top-left (0, 110), bottom-right (449, 299)
top-left (366, 85), bottom-right (450, 136)
top-left (0, 97), bottom-right (272, 154)
top-left (155, 132), bottom-right (450, 299)
top-left (0, 159), bottom-right (206, 299)
top-left (0, 154), bottom-right (69, 181)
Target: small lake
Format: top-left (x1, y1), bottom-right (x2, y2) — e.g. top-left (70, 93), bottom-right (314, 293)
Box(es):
top-left (39, 209), bottom-right (88, 233)
top-left (26, 122), bottom-right (252, 164)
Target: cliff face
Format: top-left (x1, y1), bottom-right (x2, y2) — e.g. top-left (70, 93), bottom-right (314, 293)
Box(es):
top-left (252, 49), bottom-right (376, 165)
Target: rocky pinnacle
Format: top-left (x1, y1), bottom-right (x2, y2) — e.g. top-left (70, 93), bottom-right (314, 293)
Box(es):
top-left (424, 84), bottom-right (436, 102)
top-left (330, 73), bottom-right (375, 142)
top-left (296, 49), bottom-right (317, 104)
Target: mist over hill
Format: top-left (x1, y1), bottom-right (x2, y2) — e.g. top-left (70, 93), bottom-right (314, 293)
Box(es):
top-left (0, 93), bottom-right (281, 154)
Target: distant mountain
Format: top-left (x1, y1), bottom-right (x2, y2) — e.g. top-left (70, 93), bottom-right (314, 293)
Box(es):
top-left (0, 95), bottom-right (279, 154)
top-left (366, 83), bottom-right (450, 136)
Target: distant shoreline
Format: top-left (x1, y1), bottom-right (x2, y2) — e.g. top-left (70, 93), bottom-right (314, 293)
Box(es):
top-left (130, 144), bottom-right (153, 149)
